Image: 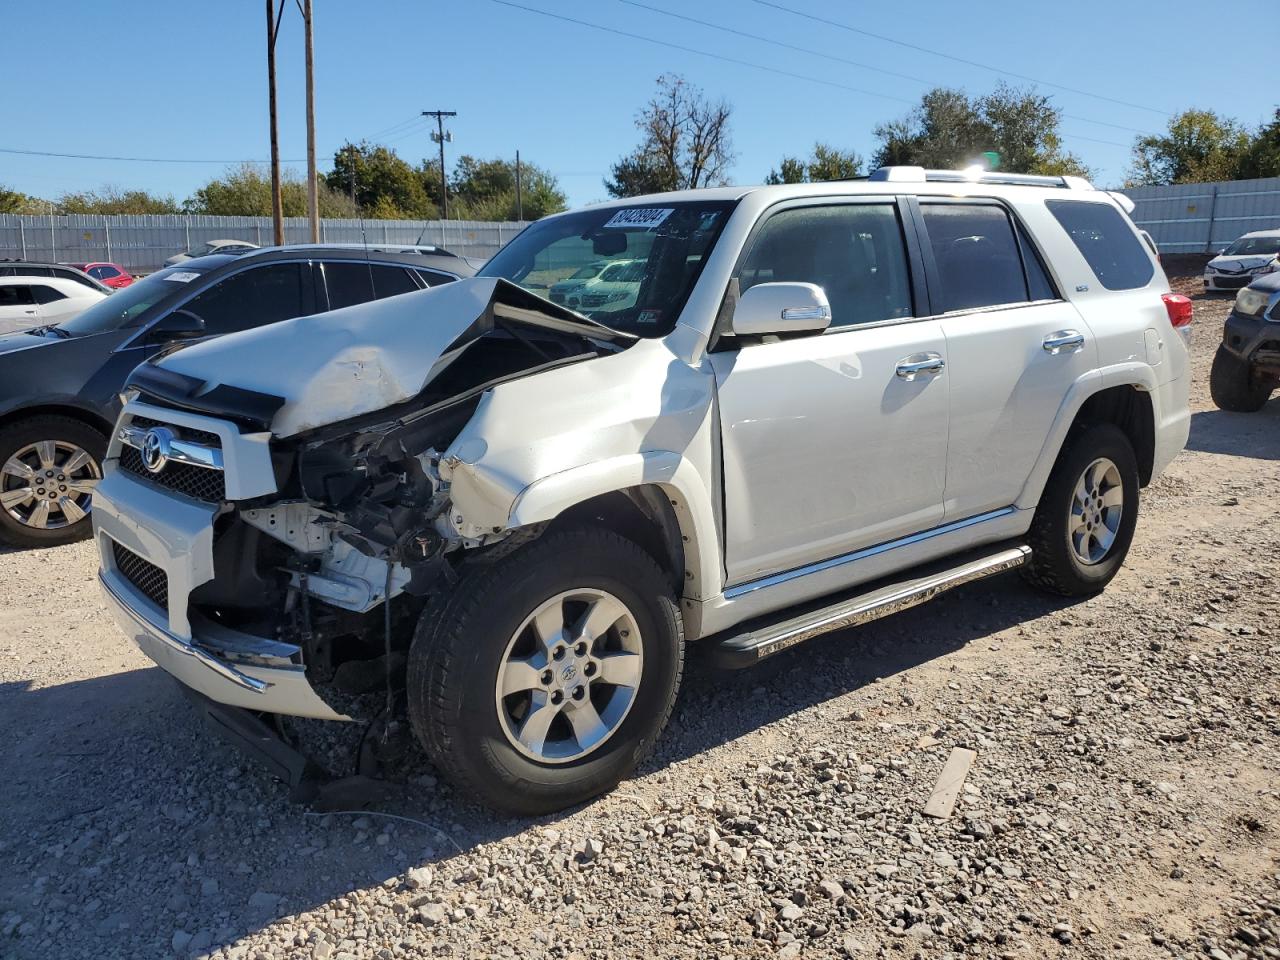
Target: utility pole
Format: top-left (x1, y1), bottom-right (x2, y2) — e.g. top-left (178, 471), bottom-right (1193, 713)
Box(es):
top-left (302, 0), bottom-right (318, 242)
top-left (515, 150), bottom-right (523, 221)
top-left (422, 110), bottom-right (456, 220)
top-left (266, 0), bottom-right (286, 245)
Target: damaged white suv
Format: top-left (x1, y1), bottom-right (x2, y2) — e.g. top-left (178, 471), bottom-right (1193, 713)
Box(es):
top-left (95, 168), bottom-right (1190, 814)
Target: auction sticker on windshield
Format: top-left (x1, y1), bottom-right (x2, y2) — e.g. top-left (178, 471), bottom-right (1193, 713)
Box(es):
top-left (164, 271), bottom-right (200, 283)
top-left (602, 208), bottom-right (673, 230)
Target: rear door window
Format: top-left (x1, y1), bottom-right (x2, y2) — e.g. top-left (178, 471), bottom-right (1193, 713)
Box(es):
top-left (30, 285), bottom-right (67, 304)
top-left (1046, 199), bottom-right (1154, 291)
top-left (415, 269), bottom-right (453, 287)
top-left (919, 203), bottom-right (1029, 312)
top-left (323, 262), bottom-right (420, 310)
top-left (737, 202), bottom-right (914, 328)
top-left (0, 285), bottom-right (36, 306)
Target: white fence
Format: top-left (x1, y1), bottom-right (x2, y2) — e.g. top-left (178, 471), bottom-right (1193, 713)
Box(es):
top-left (0, 214), bottom-right (528, 273)
top-left (1120, 177), bottom-right (1280, 254)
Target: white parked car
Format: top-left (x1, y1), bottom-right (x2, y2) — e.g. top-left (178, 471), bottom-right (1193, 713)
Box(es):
top-left (94, 167), bottom-right (1190, 814)
top-left (164, 240), bottom-right (259, 267)
top-left (0, 276), bottom-right (107, 334)
top-left (1203, 230), bottom-right (1280, 291)
top-left (548, 260), bottom-right (611, 307)
top-left (574, 258), bottom-right (647, 315)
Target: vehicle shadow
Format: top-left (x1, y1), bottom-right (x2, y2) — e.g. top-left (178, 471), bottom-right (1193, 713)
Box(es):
top-left (0, 571), bottom-right (1077, 957)
top-left (1185, 404), bottom-right (1280, 459)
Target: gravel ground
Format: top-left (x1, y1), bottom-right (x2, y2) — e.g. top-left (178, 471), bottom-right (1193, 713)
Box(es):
top-left (2, 275), bottom-right (1278, 960)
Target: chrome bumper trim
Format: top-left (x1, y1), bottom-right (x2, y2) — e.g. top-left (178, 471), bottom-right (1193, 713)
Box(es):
top-left (99, 570), bottom-right (268, 694)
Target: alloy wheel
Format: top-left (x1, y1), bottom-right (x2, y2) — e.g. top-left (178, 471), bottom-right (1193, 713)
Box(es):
top-left (1068, 457), bottom-right (1123, 565)
top-left (1, 440), bottom-right (101, 530)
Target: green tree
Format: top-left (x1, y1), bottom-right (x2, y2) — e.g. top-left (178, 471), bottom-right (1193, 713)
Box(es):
top-left (327, 141), bottom-right (437, 218)
top-left (56, 185), bottom-right (179, 214)
top-left (766, 144), bottom-right (862, 184)
top-left (186, 163), bottom-right (356, 217)
top-left (606, 74), bottom-right (734, 198)
top-left (1128, 109), bottom-right (1251, 185)
top-left (0, 185), bottom-right (46, 214)
top-left (447, 155), bottom-right (567, 220)
top-left (1236, 109), bottom-right (1280, 180)
top-left (872, 84), bottom-right (1090, 178)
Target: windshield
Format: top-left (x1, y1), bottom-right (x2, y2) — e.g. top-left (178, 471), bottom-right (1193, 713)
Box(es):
top-left (477, 200), bottom-right (737, 336)
top-left (56, 265), bottom-right (207, 336)
top-left (568, 263), bottom-right (606, 280)
top-left (1223, 237), bottom-right (1280, 256)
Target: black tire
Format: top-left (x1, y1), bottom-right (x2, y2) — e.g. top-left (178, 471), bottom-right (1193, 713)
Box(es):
top-left (407, 526), bottom-right (684, 815)
top-left (1210, 345), bottom-right (1273, 413)
top-left (0, 415), bottom-right (106, 549)
top-left (1022, 422), bottom-right (1140, 598)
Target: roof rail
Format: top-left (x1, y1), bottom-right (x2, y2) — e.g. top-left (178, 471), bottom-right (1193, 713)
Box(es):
top-left (868, 166), bottom-right (1094, 190)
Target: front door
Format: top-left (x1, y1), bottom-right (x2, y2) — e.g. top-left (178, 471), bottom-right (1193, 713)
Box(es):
top-left (709, 200), bottom-right (949, 586)
top-left (913, 199), bottom-right (1096, 519)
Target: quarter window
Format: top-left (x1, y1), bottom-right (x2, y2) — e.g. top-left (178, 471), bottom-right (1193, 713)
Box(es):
top-left (179, 263), bottom-right (308, 336)
top-left (324, 262), bottom-right (420, 310)
top-left (738, 203), bottom-right (914, 328)
top-left (920, 203), bottom-right (1029, 312)
top-left (1046, 199), bottom-right (1154, 291)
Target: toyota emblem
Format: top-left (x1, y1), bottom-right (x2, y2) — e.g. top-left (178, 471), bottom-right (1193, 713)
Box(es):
top-left (140, 427), bottom-right (174, 474)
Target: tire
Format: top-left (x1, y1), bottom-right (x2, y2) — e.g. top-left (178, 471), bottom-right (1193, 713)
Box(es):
top-left (407, 526), bottom-right (684, 815)
top-left (1210, 345), bottom-right (1273, 413)
top-left (0, 416), bottom-right (106, 549)
top-left (1022, 422), bottom-right (1140, 598)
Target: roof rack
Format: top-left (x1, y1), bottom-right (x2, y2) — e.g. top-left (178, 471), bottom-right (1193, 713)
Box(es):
top-left (868, 166), bottom-right (1094, 190)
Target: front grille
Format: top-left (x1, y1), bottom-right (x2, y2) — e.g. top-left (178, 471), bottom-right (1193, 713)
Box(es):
top-left (112, 540), bottom-right (168, 610)
top-left (1212, 275), bottom-right (1251, 289)
top-left (129, 415), bottom-right (222, 449)
top-left (119, 445), bottom-right (226, 502)
top-left (581, 293), bottom-right (609, 307)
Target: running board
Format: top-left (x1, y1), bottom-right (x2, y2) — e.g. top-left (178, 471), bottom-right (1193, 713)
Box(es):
top-left (709, 544), bottom-right (1031, 669)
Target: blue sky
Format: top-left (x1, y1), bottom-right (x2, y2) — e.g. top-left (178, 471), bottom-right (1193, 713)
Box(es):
top-left (3, 0), bottom-right (1274, 209)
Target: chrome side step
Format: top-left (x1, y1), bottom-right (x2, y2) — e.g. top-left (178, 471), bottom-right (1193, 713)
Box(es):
top-left (709, 544), bottom-right (1030, 669)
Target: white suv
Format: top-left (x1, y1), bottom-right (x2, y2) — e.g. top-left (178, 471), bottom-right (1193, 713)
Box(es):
top-left (94, 168), bottom-right (1191, 813)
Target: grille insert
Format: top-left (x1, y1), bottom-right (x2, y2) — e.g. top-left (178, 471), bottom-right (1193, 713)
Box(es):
top-left (128, 415), bottom-right (223, 449)
top-left (119, 446), bottom-right (226, 502)
top-left (112, 541), bottom-right (168, 611)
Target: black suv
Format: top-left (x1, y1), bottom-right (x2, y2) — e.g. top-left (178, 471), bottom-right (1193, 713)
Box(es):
top-left (1211, 271), bottom-right (1280, 412)
top-left (0, 245), bottom-right (472, 547)
top-left (0, 260), bottom-right (112, 294)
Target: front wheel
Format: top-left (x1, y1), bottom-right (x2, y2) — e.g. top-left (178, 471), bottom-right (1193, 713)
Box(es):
top-left (1022, 422), bottom-right (1140, 597)
top-left (407, 526), bottom-right (684, 815)
top-left (0, 416), bottom-right (105, 549)
top-left (1210, 345), bottom-right (1273, 413)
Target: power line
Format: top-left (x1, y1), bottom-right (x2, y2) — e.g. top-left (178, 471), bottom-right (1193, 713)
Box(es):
top-left (747, 0), bottom-right (1172, 118)
top-left (619, 0), bottom-right (1153, 136)
top-left (0, 146), bottom-right (308, 164)
top-left (488, 0), bottom-right (915, 106)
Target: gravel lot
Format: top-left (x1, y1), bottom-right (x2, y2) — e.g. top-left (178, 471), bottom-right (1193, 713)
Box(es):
top-left (2, 272), bottom-right (1278, 960)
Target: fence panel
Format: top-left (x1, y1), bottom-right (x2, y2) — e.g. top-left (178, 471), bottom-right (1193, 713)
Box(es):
top-left (0, 214), bottom-right (527, 273)
top-left (1120, 177), bottom-right (1280, 253)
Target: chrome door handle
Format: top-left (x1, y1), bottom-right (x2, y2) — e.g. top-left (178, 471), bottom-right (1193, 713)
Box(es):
top-left (1042, 330), bottom-right (1085, 354)
top-left (23, 309), bottom-right (36, 315)
top-left (895, 353), bottom-right (945, 380)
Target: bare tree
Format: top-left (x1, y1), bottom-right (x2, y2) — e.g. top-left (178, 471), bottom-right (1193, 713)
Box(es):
top-left (606, 75), bottom-right (734, 198)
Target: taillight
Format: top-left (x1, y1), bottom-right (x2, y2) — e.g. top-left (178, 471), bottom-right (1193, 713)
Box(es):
top-left (1162, 293), bottom-right (1193, 328)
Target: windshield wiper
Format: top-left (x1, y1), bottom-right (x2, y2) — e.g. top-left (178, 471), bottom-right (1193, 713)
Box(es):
top-left (25, 324), bottom-right (71, 339)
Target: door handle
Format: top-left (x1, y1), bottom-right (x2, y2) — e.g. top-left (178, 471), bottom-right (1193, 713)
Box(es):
top-left (1042, 330), bottom-right (1085, 354)
top-left (895, 352), bottom-right (945, 380)
top-left (24, 309), bottom-right (37, 315)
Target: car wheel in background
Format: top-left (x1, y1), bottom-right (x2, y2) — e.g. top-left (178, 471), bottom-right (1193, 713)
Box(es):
top-left (1209, 345), bottom-right (1274, 413)
top-left (0, 416), bottom-right (106, 549)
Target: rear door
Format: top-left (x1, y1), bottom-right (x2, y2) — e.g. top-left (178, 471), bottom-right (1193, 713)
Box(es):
top-left (710, 198), bottom-right (949, 584)
top-left (0, 284), bottom-right (40, 333)
top-left (912, 199), bottom-right (1094, 520)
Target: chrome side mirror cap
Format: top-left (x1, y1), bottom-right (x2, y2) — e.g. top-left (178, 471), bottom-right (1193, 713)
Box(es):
top-left (731, 282), bottom-right (831, 337)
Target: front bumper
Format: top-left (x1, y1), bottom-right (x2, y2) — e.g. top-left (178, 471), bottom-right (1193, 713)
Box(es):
top-left (1204, 273), bottom-right (1253, 291)
top-left (1221, 310), bottom-right (1280, 375)
top-left (95, 466), bottom-right (348, 721)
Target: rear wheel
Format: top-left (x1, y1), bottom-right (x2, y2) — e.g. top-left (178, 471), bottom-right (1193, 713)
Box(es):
top-left (407, 526), bottom-right (683, 815)
top-left (0, 416), bottom-right (105, 549)
top-left (1210, 345), bottom-right (1273, 413)
top-left (1022, 423), bottom-right (1139, 597)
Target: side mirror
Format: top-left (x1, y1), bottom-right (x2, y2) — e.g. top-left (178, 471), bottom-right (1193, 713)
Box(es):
top-left (731, 282), bottom-right (831, 337)
top-left (150, 309), bottom-right (207, 340)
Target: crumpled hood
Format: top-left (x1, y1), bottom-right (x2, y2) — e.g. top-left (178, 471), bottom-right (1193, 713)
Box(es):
top-left (147, 277), bottom-right (631, 438)
top-left (1209, 254), bottom-right (1276, 273)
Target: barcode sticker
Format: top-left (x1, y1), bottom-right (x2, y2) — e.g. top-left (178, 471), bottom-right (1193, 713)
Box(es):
top-left (602, 207), bottom-right (674, 230)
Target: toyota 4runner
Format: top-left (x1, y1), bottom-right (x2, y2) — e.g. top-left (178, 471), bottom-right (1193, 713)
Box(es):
top-left (94, 168), bottom-right (1191, 814)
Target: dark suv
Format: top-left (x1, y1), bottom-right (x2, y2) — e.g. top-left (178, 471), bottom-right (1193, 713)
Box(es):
top-left (0, 245), bottom-right (472, 547)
